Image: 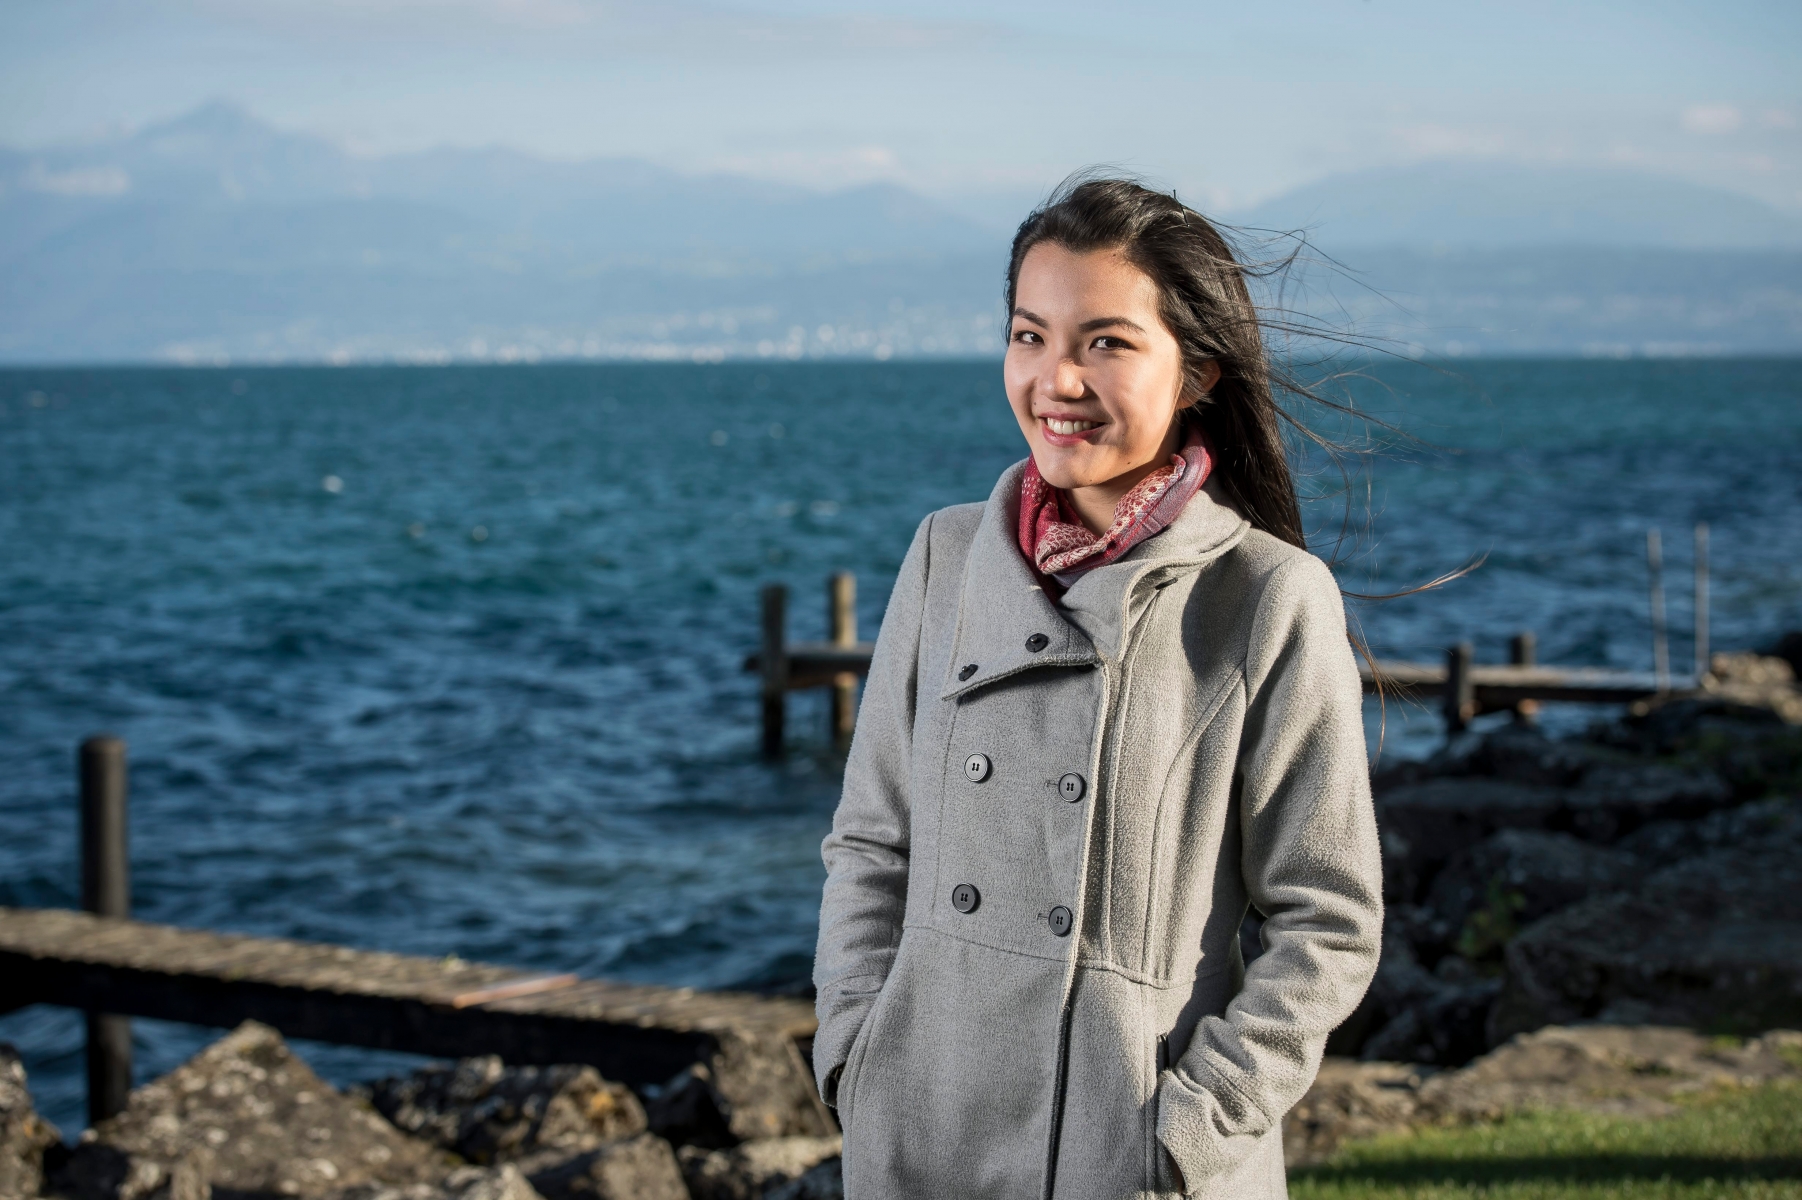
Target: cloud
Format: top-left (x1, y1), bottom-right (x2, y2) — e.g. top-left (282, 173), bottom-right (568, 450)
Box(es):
top-left (25, 163), bottom-right (132, 195)
top-left (1680, 104), bottom-right (1742, 135)
top-left (706, 144), bottom-right (904, 190)
top-left (1390, 123), bottom-right (1512, 158)
top-left (181, 0), bottom-right (985, 57)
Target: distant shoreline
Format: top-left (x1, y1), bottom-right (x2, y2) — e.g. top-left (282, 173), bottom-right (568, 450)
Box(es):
top-left (6, 350), bottom-right (1802, 373)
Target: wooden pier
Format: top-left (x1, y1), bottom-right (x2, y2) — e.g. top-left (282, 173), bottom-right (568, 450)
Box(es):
top-left (747, 573), bottom-right (874, 756)
top-left (0, 906), bottom-right (817, 1081)
top-left (19, 737), bottom-right (832, 1133)
top-left (0, 906), bottom-right (829, 1135)
top-left (749, 577), bottom-right (1681, 746)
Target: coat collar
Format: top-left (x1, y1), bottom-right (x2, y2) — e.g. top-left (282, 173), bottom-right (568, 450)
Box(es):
top-left (938, 459), bottom-right (1252, 701)
top-left (1056, 475), bottom-right (1251, 660)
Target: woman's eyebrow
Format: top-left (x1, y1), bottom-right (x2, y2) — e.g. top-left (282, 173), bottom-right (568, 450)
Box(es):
top-left (1010, 309), bottom-right (1146, 334)
top-left (1078, 316), bottom-right (1146, 334)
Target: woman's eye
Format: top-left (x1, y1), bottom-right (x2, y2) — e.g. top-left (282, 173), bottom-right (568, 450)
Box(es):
top-left (1012, 329), bottom-right (1042, 344)
top-left (1093, 336), bottom-right (1129, 350)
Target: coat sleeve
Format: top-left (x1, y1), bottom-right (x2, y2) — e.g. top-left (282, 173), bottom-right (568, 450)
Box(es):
top-left (1156, 552), bottom-right (1384, 1189)
top-left (810, 512), bottom-right (932, 1101)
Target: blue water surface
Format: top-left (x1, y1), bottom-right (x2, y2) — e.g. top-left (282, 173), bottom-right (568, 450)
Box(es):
top-left (2, 358), bottom-right (1799, 1134)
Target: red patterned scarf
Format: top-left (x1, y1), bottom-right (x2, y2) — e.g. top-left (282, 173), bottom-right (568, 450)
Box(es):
top-left (1018, 427), bottom-right (1213, 592)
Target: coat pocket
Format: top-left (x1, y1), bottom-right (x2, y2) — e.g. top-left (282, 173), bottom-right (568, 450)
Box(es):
top-left (834, 974), bottom-right (897, 1133)
top-left (1151, 1035), bottom-right (1184, 1195)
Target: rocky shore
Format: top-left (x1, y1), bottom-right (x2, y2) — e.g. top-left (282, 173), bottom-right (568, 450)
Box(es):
top-left (3, 650), bottom-right (1798, 1199)
top-left (1342, 650), bottom-right (1802, 1067)
top-left (1, 1022), bottom-right (844, 1200)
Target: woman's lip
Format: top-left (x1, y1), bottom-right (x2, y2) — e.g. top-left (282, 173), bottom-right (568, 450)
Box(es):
top-left (1038, 415), bottom-right (1105, 446)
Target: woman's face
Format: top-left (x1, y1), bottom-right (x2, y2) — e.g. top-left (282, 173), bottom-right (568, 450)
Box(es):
top-left (1005, 242), bottom-right (1214, 506)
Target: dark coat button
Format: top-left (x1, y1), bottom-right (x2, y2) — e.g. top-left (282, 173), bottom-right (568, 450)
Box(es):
top-left (1059, 773), bottom-right (1086, 802)
top-left (964, 753), bottom-right (992, 782)
top-left (958, 663), bottom-right (978, 681)
top-left (1048, 906), bottom-right (1073, 936)
top-left (1025, 633), bottom-right (1049, 653)
top-left (952, 884), bottom-right (980, 914)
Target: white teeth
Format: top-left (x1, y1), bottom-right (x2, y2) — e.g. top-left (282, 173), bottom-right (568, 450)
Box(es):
top-left (1045, 418), bottom-right (1099, 435)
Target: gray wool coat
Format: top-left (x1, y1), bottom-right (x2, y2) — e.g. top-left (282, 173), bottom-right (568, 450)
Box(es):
top-left (812, 460), bottom-right (1384, 1200)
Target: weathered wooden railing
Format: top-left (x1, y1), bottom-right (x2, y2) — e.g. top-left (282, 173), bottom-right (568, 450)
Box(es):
top-left (1372, 639), bottom-right (1673, 733)
top-left (745, 574), bottom-right (873, 756)
top-left (8, 739), bottom-right (826, 1131)
top-left (748, 577), bottom-right (1679, 749)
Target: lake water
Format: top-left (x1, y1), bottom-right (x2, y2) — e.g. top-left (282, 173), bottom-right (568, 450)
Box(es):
top-left (3, 358), bottom-right (1800, 1133)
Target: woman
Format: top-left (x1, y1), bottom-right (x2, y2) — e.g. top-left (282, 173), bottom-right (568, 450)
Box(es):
top-left (811, 178), bottom-right (1384, 1199)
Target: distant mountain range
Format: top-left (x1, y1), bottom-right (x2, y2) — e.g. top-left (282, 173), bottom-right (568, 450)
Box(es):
top-left (2, 102), bottom-right (1798, 363)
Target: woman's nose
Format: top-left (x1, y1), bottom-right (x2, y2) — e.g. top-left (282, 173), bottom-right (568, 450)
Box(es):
top-left (1052, 359), bottom-right (1085, 400)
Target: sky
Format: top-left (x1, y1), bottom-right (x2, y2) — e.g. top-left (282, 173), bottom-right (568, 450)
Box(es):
top-left (2, 0), bottom-right (1798, 223)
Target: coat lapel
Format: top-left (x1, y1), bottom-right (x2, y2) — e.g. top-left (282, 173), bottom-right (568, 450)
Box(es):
top-left (939, 460), bottom-right (1101, 701)
top-left (939, 462), bottom-right (1253, 700)
top-left (1057, 477), bottom-right (1252, 659)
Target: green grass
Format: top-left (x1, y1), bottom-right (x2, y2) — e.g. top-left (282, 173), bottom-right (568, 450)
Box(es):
top-left (1289, 1079), bottom-right (1802, 1200)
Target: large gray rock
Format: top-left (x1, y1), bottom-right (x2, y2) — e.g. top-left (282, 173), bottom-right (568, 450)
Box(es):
top-left (2, 1045), bottom-right (60, 1199)
top-left (1616, 795), bottom-right (1795, 868)
top-left (1453, 724), bottom-right (1610, 787)
top-left (330, 1164), bottom-right (544, 1200)
top-left (1602, 657), bottom-right (1802, 784)
top-left (641, 1067), bottom-right (733, 1150)
top-left (1560, 762), bottom-right (1733, 841)
top-left (763, 1159), bottom-right (840, 1200)
top-left (1418, 1024), bottom-right (1802, 1123)
top-left (1417, 829), bottom-right (1641, 960)
top-left (1284, 1025), bottom-right (1802, 1167)
top-left (677, 1136), bottom-right (841, 1200)
top-left (1492, 810), bottom-right (1802, 1042)
top-left (1699, 652), bottom-right (1802, 725)
top-left (366, 1058), bottom-right (645, 1165)
top-left (52, 1022), bottom-right (446, 1200)
top-left (706, 1031), bottom-right (836, 1144)
top-left (362, 1056), bottom-right (687, 1200)
top-left (1376, 759), bottom-right (1734, 905)
top-left (1332, 922), bottom-right (1498, 1067)
top-left (1282, 1059), bottom-right (1435, 1167)
top-left (644, 1031), bottom-right (834, 1148)
top-left (517, 1134), bottom-right (688, 1200)
top-left (1359, 976), bottom-right (1501, 1067)
top-left (1375, 778), bottom-right (1566, 903)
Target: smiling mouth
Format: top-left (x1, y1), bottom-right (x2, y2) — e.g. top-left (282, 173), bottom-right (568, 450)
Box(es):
top-left (1042, 417), bottom-right (1101, 435)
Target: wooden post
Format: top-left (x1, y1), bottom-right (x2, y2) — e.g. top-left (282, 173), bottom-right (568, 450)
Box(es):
top-left (1647, 529), bottom-right (1670, 692)
top-left (1509, 632), bottom-right (1538, 724)
top-left (1444, 642), bottom-right (1475, 734)
top-left (1694, 522), bottom-right (1710, 682)
top-left (760, 584), bottom-right (788, 758)
top-left (80, 735), bottom-right (132, 1124)
top-left (828, 573), bottom-right (857, 747)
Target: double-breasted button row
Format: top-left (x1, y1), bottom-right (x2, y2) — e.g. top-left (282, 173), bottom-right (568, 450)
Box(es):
top-left (948, 884), bottom-right (1072, 938)
top-left (960, 757), bottom-right (1086, 803)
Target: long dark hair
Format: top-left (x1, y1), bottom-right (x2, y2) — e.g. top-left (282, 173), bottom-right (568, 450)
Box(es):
top-left (1006, 176), bottom-right (1318, 549)
top-left (1007, 176), bottom-right (1478, 748)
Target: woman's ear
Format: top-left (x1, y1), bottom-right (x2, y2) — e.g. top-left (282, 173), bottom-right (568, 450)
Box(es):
top-left (1178, 358), bottom-right (1223, 411)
